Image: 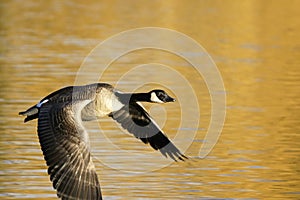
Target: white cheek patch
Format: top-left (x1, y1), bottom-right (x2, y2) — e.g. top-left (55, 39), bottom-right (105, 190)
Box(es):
top-left (150, 92), bottom-right (164, 103)
top-left (37, 99), bottom-right (49, 108)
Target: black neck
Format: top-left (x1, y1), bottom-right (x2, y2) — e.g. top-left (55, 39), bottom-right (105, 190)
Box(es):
top-left (117, 92), bottom-right (150, 103)
top-left (131, 93), bottom-right (151, 102)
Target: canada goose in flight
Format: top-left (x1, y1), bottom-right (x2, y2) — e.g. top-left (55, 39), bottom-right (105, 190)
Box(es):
top-left (19, 83), bottom-right (187, 200)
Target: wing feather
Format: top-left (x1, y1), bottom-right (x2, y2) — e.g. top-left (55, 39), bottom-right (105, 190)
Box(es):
top-left (37, 101), bottom-right (102, 200)
top-left (110, 103), bottom-right (187, 161)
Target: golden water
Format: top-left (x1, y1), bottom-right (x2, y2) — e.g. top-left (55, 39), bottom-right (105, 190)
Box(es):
top-left (0, 1), bottom-right (299, 199)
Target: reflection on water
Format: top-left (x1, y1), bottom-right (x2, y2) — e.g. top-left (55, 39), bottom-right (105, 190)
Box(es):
top-left (0, 0), bottom-right (299, 199)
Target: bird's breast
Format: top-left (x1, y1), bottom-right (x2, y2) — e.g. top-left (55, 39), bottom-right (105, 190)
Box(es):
top-left (94, 89), bottom-right (124, 117)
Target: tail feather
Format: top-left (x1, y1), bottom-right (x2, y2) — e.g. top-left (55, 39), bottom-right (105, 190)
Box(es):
top-left (19, 105), bottom-right (39, 123)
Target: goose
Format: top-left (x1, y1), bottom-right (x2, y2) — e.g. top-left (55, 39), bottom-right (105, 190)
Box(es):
top-left (19, 83), bottom-right (187, 200)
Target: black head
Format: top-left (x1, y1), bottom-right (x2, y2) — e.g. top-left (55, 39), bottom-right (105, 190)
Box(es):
top-left (149, 90), bottom-right (175, 103)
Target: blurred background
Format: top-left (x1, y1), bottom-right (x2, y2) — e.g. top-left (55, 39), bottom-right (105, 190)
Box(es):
top-left (0, 0), bottom-right (299, 199)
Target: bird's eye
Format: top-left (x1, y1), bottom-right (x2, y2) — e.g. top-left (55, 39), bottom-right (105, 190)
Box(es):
top-left (158, 92), bottom-right (164, 98)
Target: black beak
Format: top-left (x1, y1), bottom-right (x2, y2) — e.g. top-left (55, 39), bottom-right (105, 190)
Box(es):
top-left (166, 96), bottom-right (176, 102)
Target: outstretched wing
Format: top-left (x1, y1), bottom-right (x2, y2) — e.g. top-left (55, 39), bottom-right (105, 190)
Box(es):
top-left (38, 100), bottom-right (102, 200)
top-left (109, 103), bottom-right (187, 161)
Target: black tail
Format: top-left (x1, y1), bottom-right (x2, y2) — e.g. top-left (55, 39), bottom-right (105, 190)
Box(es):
top-left (19, 105), bottom-right (39, 123)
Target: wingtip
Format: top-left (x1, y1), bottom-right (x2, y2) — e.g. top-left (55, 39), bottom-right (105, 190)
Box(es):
top-left (23, 117), bottom-right (29, 123)
top-left (19, 111), bottom-right (27, 123)
top-left (181, 154), bottom-right (189, 160)
top-left (170, 154), bottom-right (188, 162)
top-left (177, 155), bottom-right (188, 162)
top-left (178, 156), bottom-right (184, 161)
top-left (19, 111), bottom-right (25, 115)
